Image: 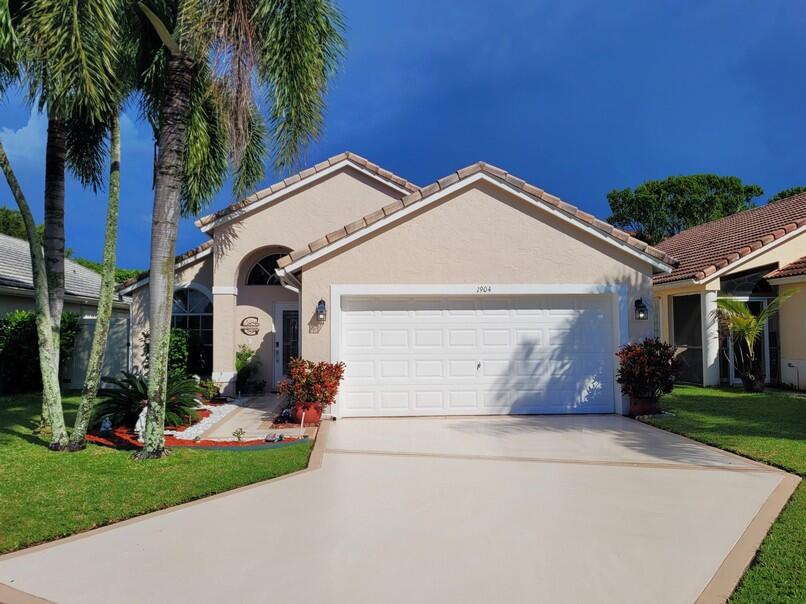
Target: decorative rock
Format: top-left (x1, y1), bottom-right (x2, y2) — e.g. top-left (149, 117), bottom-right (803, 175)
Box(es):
top-left (164, 403), bottom-right (238, 441)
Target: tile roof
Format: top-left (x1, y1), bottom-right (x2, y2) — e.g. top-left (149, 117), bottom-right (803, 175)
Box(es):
top-left (0, 233), bottom-right (113, 300)
top-left (116, 239), bottom-right (213, 291)
top-left (276, 162), bottom-right (678, 270)
top-left (195, 152), bottom-right (420, 229)
top-left (653, 192), bottom-right (806, 285)
top-left (765, 256), bottom-right (806, 280)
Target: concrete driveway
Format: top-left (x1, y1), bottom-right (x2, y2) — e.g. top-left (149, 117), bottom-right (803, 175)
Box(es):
top-left (0, 416), bottom-right (795, 604)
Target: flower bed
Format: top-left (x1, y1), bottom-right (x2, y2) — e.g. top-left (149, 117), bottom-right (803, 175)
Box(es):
top-left (86, 401), bottom-right (306, 450)
top-left (86, 425), bottom-right (304, 449)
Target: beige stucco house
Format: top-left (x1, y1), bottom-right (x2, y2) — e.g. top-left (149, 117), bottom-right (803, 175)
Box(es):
top-left (121, 153), bottom-right (678, 416)
top-left (652, 194), bottom-right (806, 389)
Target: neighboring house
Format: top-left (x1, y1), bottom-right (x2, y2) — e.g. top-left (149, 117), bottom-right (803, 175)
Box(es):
top-left (0, 233), bottom-right (131, 388)
top-left (120, 152), bottom-right (677, 416)
top-left (652, 194), bottom-right (806, 388)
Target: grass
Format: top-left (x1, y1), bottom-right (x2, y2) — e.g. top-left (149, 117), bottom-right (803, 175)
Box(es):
top-left (0, 393), bottom-right (312, 554)
top-left (645, 385), bottom-right (806, 603)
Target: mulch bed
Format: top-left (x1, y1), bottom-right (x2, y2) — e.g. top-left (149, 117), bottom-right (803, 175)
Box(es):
top-left (86, 426), bottom-right (304, 449)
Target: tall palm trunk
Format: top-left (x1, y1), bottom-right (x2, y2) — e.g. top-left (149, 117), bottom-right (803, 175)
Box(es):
top-left (138, 55), bottom-right (194, 460)
top-left (0, 141), bottom-right (67, 449)
top-left (69, 116), bottom-right (121, 450)
top-left (42, 117), bottom-right (67, 432)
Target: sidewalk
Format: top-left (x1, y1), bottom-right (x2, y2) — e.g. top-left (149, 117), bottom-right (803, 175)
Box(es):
top-left (200, 394), bottom-right (316, 440)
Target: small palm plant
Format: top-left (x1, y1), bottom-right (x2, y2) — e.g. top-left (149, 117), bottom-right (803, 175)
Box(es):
top-left (93, 372), bottom-right (202, 429)
top-left (715, 294), bottom-right (792, 392)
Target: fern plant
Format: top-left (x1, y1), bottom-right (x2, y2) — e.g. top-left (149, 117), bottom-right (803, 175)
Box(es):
top-left (93, 371), bottom-right (201, 428)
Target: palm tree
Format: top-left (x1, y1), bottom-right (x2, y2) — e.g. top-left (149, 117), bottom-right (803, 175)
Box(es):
top-left (715, 294), bottom-right (793, 391)
top-left (68, 116), bottom-right (123, 450)
top-left (132, 0), bottom-right (344, 459)
top-left (0, 0), bottom-right (121, 448)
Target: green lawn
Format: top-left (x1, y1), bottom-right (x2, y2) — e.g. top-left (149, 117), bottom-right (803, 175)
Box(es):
top-left (645, 385), bottom-right (806, 603)
top-left (0, 393), bottom-right (311, 554)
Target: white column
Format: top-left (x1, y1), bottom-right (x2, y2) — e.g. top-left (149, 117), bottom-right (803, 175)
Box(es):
top-left (702, 290), bottom-right (720, 386)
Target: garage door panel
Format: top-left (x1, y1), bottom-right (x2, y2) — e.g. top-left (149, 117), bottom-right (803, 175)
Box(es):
top-left (338, 294), bottom-right (616, 417)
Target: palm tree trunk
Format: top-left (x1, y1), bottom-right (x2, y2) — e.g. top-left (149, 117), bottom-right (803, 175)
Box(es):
top-left (0, 140), bottom-right (67, 449)
top-left (69, 116), bottom-right (121, 450)
top-left (138, 55), bottom-right (194, 460)
top-left (44, 117), bottom-right (66, 380)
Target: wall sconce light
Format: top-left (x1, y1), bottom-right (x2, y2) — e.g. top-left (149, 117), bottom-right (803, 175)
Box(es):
top-left (634, 298), bottom-right (649, 321)
top-left (316, 299), bottom-right (327, 322)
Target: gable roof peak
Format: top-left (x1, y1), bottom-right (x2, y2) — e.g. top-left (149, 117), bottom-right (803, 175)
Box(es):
top-left (195, 151), bottom-right (420, 230)
top-left (277, 162), bottom-right (678, 272)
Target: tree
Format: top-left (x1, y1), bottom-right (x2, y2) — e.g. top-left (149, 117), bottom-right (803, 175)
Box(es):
top-left (768, 186), bottom-right (806, 203)
top-left (0, 206), bottom-right (45, 241)
top-left (132, 0), bottom-right (344, 459)
top-left (607, 175), bottom-right (763, 246)
top-left (715, 295), bottom-right (792, 392)
top-left (68, 116), bottom-right (122, 450)
top-left (1, 0), bottom-right (121, 448)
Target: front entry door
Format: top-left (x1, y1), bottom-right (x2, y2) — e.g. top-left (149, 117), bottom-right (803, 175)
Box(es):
top-left (274, 303), bottom-right (299, 389)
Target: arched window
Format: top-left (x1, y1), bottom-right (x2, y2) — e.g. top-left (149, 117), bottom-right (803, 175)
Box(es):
top-left (246, 254), bottom-right (283, 285)
top-left (171, 287), bottom-right (213, 376)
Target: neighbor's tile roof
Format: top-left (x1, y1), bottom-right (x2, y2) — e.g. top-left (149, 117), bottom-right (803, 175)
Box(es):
top-left (116, 239), bottom-right (213, 290)
top-left (277, 162), bottom-right (678, 270)
top-left (653, 193), bottom-right (806, 285)
top-left (195, 152), bottom-right (420, 228)
top-left (765, 256), bottom-right (806, 280)
top-left (0, 233), bottom-right (108, 300)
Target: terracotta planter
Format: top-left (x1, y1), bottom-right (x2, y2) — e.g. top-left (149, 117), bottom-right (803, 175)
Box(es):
top-left (292, 403), bottom-right (322, 425)
top-left (629, 396), bottom-right (660, 417)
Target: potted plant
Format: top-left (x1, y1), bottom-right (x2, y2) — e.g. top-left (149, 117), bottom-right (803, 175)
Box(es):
top-left (278, 358), bottom-right (346, 424)
top-left (616, 338), bottom-right (680, 416)
top-left (715, 294), bottom-right (792, 392)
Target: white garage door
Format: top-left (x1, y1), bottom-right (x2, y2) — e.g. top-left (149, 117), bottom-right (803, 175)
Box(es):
top-left (337, 294), bottom-right (616, 417)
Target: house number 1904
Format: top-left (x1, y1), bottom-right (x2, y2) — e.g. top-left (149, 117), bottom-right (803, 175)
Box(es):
top-left (476, 285), bottom-right (492, 293)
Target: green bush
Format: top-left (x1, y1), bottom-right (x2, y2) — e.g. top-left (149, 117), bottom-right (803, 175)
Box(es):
top-left (139, 328), bottom-right (190, 379)
top-left (0, 310), bottom-right (80, 394)
top-left (93, 371), bottom-right (202, 428)
top-left (235, 344), bottom-right (262, 394)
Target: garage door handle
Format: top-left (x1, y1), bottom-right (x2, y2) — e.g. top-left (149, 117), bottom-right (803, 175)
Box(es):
top-left (476, 361), bottom-right (481, 372)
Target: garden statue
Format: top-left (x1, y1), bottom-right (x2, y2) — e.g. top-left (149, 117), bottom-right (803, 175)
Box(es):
top-left (134, 407), bottom-right (148, 440)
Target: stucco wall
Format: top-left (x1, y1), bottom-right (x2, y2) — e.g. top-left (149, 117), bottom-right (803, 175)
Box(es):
top-left (722, 231), bottom-right (806, 275)
top-left (298, 180), bottom-right (656, 363)
top-left (210, 166), bottom-right (403, 387)
top-left (130, 254), bottom-right (213, 371)
top-left (778, 282), bottom-right (806, 389)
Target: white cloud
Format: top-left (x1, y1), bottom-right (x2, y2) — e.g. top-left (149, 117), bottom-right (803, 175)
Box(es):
top-left (120, 112), bottom-right (154, 156)
top-left (0, 110), bottom-right (47, 167)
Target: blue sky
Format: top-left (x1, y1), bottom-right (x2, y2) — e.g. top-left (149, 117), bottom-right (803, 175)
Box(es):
top-left (1, 0), bottom-right (804, 269)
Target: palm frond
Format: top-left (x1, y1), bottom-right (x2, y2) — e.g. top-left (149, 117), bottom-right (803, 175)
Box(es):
top-left (64, 115), bottom-right (108, 190)
top-left (254, 0), bottom-right (345, 171)
top-left (19, 0), bottom-right (121, 122)
top-left (180, 68), bottom-right (228, 215)
top-left (232, 103), bottom-right (267, 197)
top-left (0, 0), bottom-right (19, 89)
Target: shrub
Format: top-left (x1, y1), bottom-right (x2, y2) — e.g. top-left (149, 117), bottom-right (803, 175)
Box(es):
top-left (278, 358), bottom-right (346, 410)
top-left (0, 310), bottom-right (80, 394)
top-left (198, 377), bottom-right (220, 401)
top-left (93, 371), bottom-right (201, 428)
top-left (235, 344), bottom-right (261, 394)
top-left (616, 338), bottom-right (680, 403)
top-left (139, 328), bottom-right (190, 379)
